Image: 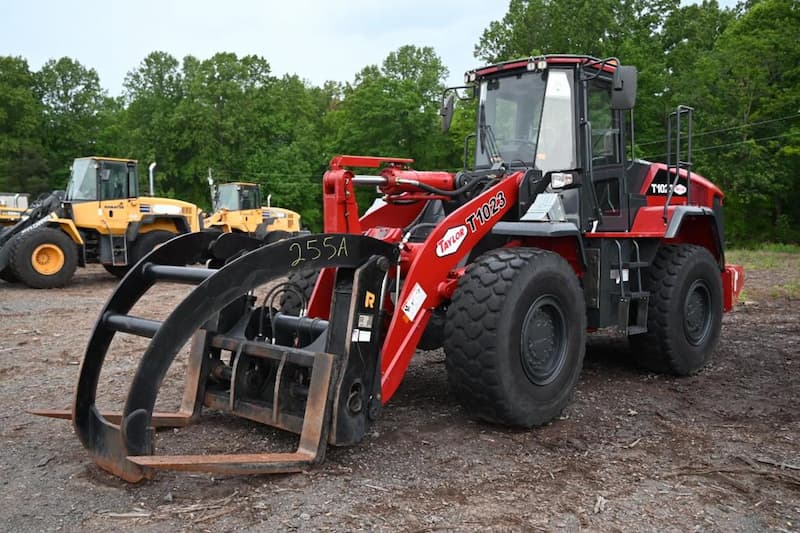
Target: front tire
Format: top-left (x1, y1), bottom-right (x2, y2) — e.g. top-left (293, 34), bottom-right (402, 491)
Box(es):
top-left (630, 244), bottom-right (723, 375)
top-left (9, 227), bottom-right (78, 288)
top-left (0, 267), bottom-right (18, 283)
top-left (279, 268), bottom-right (320, 315)
top-left (444, 248), bottom-right (586, 427)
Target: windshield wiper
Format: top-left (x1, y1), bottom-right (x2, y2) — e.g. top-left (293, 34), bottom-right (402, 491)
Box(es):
top-left (479, 102), bottom-right (504, 166)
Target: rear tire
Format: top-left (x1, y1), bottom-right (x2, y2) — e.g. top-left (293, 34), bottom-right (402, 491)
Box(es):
top-left (132, 230), bottom-right (176, 261)
top-left (9, 227), bottom-right (78, 288)
top-left (444, 248), bottom-right (586, 427)
top-left (630, 244), bottom-right (722, 375)
top-left (102, 230), bottom-right (177, 279)
top-left (102, 264), bottom-right (129, 279)
top-left (263, 230), bottom-right (292, 244)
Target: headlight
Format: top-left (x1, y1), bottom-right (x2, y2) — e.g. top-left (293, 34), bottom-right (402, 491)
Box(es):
top-left (551, 172), bottom-right (575, 188)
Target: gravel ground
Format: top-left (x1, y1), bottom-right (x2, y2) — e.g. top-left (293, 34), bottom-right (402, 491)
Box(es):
top-left (0, 256), bottom-right (798, 532)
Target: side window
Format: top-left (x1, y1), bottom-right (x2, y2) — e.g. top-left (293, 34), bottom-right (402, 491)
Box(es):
top-left (99, 163), bottom-right (129, 200)
top-left (536, 69), bottom-right (576, 173)
top-left (240, 188), bottom-right (257, 209)
top-left (128, 167), bottom-right (138, 198)
top-left (595, 178), bottom-right (620, 215)
top-left (588, 80), bottom-right (622, 216)
top-left (588, 81), bottom-right (620, 166)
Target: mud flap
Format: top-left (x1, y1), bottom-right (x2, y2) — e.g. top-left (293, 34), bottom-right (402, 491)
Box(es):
top-left (33, 232), bottom-right (397, 481)
top-left (723, 264), bottom-right (744, 311)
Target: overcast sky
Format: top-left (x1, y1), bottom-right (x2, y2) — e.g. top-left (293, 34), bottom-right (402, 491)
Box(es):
top-left (1, 0), bottom-right (737, 97)
top-left (0, 0), bottom-right (497, 95)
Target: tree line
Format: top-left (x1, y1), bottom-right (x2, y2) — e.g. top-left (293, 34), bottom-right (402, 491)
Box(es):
top-left (0, 0), bottom-right (797, 243)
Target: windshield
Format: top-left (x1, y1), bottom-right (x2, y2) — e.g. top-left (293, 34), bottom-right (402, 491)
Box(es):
top-left (216, 184), bottom-right (240, 210)
top-left (475, 69), bottom-right (576, 172)
top-left (65, 159), bottom-right (95, 201)
top-left (216, 184), bottom-right (261, 211)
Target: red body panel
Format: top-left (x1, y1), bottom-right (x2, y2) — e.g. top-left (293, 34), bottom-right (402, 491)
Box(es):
top-left (379, 175), bottom-right (521, 401)
top-left (316, 157), bottom-right (524, 403)
top-left (316, 153), bottom-right (744, 406)
top-left (637, 163), bottom-right (723, 209)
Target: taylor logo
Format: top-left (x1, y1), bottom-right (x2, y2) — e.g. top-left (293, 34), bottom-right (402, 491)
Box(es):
top-left (436, 225), bottom-right (467, 257)
top-left (649, 183), bottom-right (687, 195)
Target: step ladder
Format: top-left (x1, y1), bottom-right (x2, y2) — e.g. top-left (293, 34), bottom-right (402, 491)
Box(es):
top-left (611, 239), bottom-right (649, 335)
top-left (102, 220), bottom-right (128, 266)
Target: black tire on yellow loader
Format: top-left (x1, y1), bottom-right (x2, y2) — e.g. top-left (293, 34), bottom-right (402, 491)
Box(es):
top-left (9, 227), bottom-right (78, 288)
top-left (263, 230), bottom-right (292, 244)
top-left (133, 230), bottom-right (176, 258)
top-left (102, 264), bottom-right (129, 279)
top-left (103, 230), bottom-right (177, 279)
top-left (0, 267), bottom-right (18, 283)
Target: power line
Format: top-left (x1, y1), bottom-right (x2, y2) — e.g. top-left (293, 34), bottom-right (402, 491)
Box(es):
top-left (636, 112), bottom-right (800, 148)
top-left (642, 131), bottom-right (800, 160)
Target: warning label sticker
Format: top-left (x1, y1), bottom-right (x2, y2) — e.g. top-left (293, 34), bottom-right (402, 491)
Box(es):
top-left (401, 283), bottom-right (427, 322)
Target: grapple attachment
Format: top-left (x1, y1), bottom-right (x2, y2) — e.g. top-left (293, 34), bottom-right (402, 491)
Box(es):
top-left (33, 231), bottom-right (398, 481)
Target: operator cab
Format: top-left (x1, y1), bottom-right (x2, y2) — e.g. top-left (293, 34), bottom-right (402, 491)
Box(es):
top-left (213, 182), bottom-right (261, 211)
top-left (65, 157), bottom-right (139, 203)
top-left (458, 56), bottom-right (638, 233)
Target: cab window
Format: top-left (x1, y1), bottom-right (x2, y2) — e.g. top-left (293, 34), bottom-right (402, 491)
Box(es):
top-left (99, 162), bottom-right (132, 200)
top-left (588, 81), bottom-right (621, 166)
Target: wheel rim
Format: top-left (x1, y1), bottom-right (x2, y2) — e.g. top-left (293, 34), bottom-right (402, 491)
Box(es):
top-left (31, 243), bottom-right (65, 275)
top-left (684, 279), bottom-right (712, 346)
top-left (520, 295), bottom-right (567, 386)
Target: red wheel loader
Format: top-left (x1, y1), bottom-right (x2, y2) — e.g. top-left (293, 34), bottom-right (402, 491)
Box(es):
top-left (34, 55), bottom-right (744, 481)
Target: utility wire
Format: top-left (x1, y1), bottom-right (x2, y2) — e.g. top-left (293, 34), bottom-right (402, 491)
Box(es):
top-left (636, 112), bottom-right (800, 148)
top-left (642, 131), bottom-right (800, 160)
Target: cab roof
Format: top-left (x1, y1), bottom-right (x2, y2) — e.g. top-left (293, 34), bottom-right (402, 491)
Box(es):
top-left (467, 54), bottom-right (619, 82)
top-left (219, 181), bottom-right (258, 187)
top-left (75, 156), bottom-right (138, 164)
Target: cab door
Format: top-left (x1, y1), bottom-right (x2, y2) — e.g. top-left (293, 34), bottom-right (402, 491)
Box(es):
top-left (586, 77), bottom-right (628, 232)
top-left (97, 160), bottom-right (138, 234)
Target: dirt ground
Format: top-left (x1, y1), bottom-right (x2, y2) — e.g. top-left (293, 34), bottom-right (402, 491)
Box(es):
top-left (1, 254), bottom-right (798, 532)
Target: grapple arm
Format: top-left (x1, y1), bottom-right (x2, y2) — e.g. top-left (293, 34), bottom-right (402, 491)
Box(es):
top-left (34, 231), bottom-right (398, 481)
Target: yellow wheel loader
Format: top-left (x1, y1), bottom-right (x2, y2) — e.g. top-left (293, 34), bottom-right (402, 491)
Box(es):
top-left (204, 180), bottom-right (302, 241)
top-left (0, 157), bottom-right (201, 288)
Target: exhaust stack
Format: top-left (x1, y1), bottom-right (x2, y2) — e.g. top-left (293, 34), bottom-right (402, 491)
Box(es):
top-left (148, 162), bottom-right (157, 196)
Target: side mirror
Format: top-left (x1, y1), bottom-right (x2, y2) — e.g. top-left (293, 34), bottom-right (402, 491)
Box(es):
top-left (440, 93), bottom-right (455, 133)
top-left (611, 66), bottom-right (637, 110)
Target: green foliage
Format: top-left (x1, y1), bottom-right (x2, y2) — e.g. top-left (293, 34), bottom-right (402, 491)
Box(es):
top-left (0, 3), bottom-right (797, 243)
top-left (324, 45), bottom-right (460, 212)
top-left (0, 56), bottom-right (49, 193)
top-left (35, 57), bottom-right (109, 188)
top-left (727, 244), bottom-right (800, 300)
top-left (326, 46), bottom-right (454, 168)
top-left (476, 0), bottom-right (800, 245)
